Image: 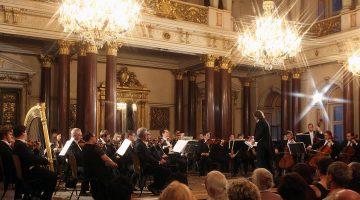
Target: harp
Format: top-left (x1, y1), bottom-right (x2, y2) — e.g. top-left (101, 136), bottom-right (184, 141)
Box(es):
top-left (24, 103), bottom-right (54, 171)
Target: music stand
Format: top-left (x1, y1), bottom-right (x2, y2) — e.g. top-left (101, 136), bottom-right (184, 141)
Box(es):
top-left (59, 138), bottom-right (74, 156)
top-left (173, 140), bottom-right (189, 153)
top-left (116, 139), bottom-right (132, 156)
top-left (288, 142), bottom-right (306, 155)
top-left (296, 134), bottom-right (311, 146)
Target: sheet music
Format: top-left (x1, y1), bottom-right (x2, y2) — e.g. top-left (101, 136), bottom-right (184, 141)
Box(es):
top-left (59, 138), bottom-right (74, 156)
top-left (116, 139), bottom-right (131, 156)
top-left (173, 140), bottom-right (189, 153)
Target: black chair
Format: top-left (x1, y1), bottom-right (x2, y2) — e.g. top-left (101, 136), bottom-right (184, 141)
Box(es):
top-left (132, 153), bottom-right (152, 197)
top-left (66, 154), bottom-right (81, 200)
top-left (12, 155), bottom-right (41, 199)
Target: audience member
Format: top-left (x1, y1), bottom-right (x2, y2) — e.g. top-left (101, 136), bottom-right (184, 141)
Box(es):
top-left (278, 172), bottom-right (316, 200)
top-left (107, 174), bottom-right (133, 200)
top-left (291, 163), bottom-right (314, 185)
top-left (159, 181), bottom-right (195, 200)
top-left (310, 157), bottom-right (333, 200)
top-left (228, 178), bottom-right (260, 200)
top-left (326, 189), bottom-right (360, 200)
top-left (348, 162), bottom-right (360, 193)
top-left (12, 125), bottom-right (56, 200)
top-left (252, 168), bottom-right (281, 200)
top-left (326, 161), bottom-right (352, 196)
top-left (205, 171), bottom-right (228, 200)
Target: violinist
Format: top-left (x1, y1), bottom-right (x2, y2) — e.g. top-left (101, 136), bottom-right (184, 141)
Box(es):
top-left (198, 132), bottom-right (211, 176)
top-left (340, 133), bottom-right (360, 163)
top-left (99, 130), bottom-right (117, 160)
top-left (304, 123), bottom-right (323, 149)
top-left (227, 134), bottom-right (240, 176)
top-left (160, 129), bottom-right (173, 154)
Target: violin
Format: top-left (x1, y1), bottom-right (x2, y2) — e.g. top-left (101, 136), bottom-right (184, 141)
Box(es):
top-left (308, 140), bottom-right (332, 167)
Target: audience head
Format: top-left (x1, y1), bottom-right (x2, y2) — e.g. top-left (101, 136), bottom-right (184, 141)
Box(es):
top-left (13, 125), bottom-right (27, 139)
top-left (205, 171), bottom-right (228, 200)
top-left (327, 189), bottom-right (360, 200)
top-left (253, 110), bottom-right (265, 121)
top-left (100, 130), bottom-right (110, 142)
top-left (0, 126), bottom-right (13, 142)
top-left (107, 175), bottom-right (133, 200)
top-left (159, 181), bottom-right (194, 200)
top-left (316, 157), bottom-right (333, 177)
top-left (252, 168), bottom-right (274, 191)
top-left (83, 132), bottom-right (96, 144)
top-left (308, 123), bottom-right (314, 131)
top-left (327, 161), bottom-right (352, 190)
top-left (137, 127), bottom-right (148, 141)
top-left (278, 172), bottom-right (309, 200)
top-left (228, 178), bottom-right (260, 200)
top-left (349, 162), bottom-right (360, 181)
top-left (291, 163), bottom-right (314, 185)
top-left (71, 128), bottom-right (82, 141)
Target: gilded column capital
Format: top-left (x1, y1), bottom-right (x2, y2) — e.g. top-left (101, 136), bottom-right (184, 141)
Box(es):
top-left (106, 42), bottom-right (121, 56)
top-left (281, 74), bottom-right (289, 81)
top-left (77, 43), bottom-right (87, 57)
top-left (173, 70), bottom-right (184, 80)
top-left (220, 56), bottom-right (231, 70)
top-left (39, 54), bottom-right (54, 68)
top-left (58, 40), bottom-right (72, 55)
top-left (86, 44), bottom-right (98, 54)
top-left (292, 72), bottom-right (301, 79)
top-left (189, 73), bottom-right (197, 81)
top-left (203, 55), bottom-right (217, 68)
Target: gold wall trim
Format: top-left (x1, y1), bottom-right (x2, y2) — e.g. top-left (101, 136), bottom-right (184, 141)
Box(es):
top-left (308, 15), bottom-right (341, 37)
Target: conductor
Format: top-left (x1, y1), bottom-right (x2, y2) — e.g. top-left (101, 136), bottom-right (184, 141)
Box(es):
top-left (253, 110), bottom-right (274, 173)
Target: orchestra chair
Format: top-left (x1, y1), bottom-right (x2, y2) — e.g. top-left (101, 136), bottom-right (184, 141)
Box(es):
top-left (66, 153), bottom-right (82, 200)
top-left (12, 155), bottom-right (41, 199)
top-left (132, 153), bottom-right (152, 197)
top-left (0, 157), bottom-right (14, 200)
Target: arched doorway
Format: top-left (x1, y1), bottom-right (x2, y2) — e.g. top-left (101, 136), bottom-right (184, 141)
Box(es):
top-left (262, 91), bottom-right (281, 140)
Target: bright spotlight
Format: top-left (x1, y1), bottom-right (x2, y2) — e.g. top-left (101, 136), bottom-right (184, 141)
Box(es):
top-left (312, 91), bottom-right (324, 103)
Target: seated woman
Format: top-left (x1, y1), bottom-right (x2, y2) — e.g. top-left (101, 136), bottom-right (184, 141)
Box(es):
top-left (252, 168), bottom-right (282, 200)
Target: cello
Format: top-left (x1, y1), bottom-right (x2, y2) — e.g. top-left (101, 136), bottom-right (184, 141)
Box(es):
top-left (339, 134), bottom-right (357, 163)
top-left (308, 141), bottom-right (332, 168)
top-left (278, 146), bottom-right (295, 169)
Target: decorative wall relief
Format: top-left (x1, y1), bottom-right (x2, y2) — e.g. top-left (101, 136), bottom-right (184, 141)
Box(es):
top-left (0, 89), bottom-right (21, 126)
top-left (150, 107), bottom-right (169, 130)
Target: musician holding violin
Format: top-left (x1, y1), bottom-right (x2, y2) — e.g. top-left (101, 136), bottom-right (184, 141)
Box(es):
top-left (227, 134), bottom-right (241, 176)
top-left (198, 132), bottom-right (211, 176)
top-left (339, 132), bottom-right (360, 163)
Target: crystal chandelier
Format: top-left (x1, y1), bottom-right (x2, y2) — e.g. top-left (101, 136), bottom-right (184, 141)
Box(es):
top-left (347, 54), bottom-right (360, 76)
top-left (237, 0), bottom-right (302, 70)
top-left (58, 0), bottom-right (141, 47)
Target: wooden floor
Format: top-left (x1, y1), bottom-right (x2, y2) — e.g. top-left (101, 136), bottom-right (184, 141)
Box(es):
top-left (1, 172), bottom-right (246, 199)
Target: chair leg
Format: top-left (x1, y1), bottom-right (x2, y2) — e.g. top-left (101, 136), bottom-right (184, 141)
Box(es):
top-left (69, 189), bottom-right (75, 199)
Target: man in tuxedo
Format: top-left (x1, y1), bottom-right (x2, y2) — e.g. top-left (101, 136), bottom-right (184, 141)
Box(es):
top-left (134, 128), bottom-right (170, 194)
top-left (99, 130), bottom-right (117, 160)
top-left (198, 132), bottom-right (211, 176)
top-left (12, 125), bottom-right (56, 200)
top-left (340, 132), bottom-right (360, 162)
top-left (0, 127), bottom-right (16, 191)
top-left (227, 134), bottom-right (241, 176)
top-left (67, 128), bottom-right (89, 195)
top-left (304, 123), bottom-right (322, 148)
top-left (254, 110), bottom-right (274, 173)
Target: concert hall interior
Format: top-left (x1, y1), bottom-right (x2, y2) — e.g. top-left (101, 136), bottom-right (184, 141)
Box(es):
top-left (1, 0), bottom-right (360, 200)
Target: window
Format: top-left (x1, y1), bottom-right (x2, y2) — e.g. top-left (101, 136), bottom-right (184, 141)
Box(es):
top-left (332, 0), bottom-right (342, 15)
top-left (331, 105), bottom-right (344, 142)
top-left (318, 0), bottom-right (343, 19)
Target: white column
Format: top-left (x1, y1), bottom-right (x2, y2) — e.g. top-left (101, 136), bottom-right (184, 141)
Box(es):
top-left (342, 0), bottom-right (352, 12)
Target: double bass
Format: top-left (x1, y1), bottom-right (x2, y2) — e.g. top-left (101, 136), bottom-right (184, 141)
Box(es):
top-left (339, 135), bottom-right (357, 164)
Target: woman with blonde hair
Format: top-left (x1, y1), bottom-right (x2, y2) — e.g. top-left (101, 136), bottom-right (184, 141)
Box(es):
top-left (159, 181), bottom-right (195, 200)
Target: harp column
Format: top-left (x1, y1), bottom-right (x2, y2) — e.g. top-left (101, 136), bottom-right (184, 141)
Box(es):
top-left (242, 79), bottom-right (251, 137)
top-left (83, 44), bottom-right (98, 135)
top-left (39, 55), bottom-right (53, 125)
top-left (76, 44), bottom-right (87, 132)
top-left (105, 43), bottom-right (118, 135)
top-left (57, 41), bottom-right (71, 141)
top-left (205, 55), bottom-right (216, 136)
